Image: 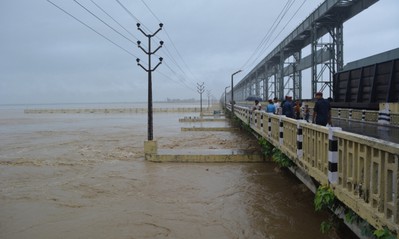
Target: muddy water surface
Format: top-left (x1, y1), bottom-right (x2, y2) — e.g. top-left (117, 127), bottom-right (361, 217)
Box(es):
top-left (0, 108), bottom-right (351, 238)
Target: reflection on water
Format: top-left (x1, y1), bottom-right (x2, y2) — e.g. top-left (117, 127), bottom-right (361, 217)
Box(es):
top-left (0, 105), bottom-right (355, 239)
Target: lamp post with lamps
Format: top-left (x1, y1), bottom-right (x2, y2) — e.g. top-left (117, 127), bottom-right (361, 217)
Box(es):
top-left (224, 86), bottom-right (230, 109)
top-left (231, 70), bottom-right (242, 115)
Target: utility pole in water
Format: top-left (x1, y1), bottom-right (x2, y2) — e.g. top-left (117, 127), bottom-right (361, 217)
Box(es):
top-left (197, 82), bottom-right (205, 116)
top-left (136, 23), bottom-right (163, 141)
top-left (207, 89), bottom-right (212, 109)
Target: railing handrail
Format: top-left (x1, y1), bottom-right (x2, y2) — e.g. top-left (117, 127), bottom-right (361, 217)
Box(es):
top-left (228, 103), bottom-right (399, 233)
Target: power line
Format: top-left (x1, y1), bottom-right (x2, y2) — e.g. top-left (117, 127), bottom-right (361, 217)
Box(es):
top-left (268, 0), bottom-right (307, 49)
top-left (120, 0), bottom-right (195, 91)
top-left (140, 0), bottom-right (162, 23)
top-left (139, 0), bottom-right (199, 85)
top-left (240, 0), bottom-right (295, 71)
top-left (114, 0), bottom-right (152, 34)
top-left (47, 0), bottom-right (196, 94)
top-left (46, 0), bottom-right (138, 58)
top-left (246, 0), bottom-right (296, 69)
top-left (89, 0), bottom-right (139, 41)
top-left (73, 0), bottom-right (137, 46)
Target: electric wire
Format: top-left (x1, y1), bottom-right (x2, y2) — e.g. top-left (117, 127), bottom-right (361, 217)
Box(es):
top-left (139, 0), bottom-right (199, 85)
top-left (240, 0), bottom-right (293, 70)
top-left (114, 0), bottom-right (152, 34)
top-left (46, 0), bottom-right (138, 59)
top-left (112, 0), bottom-right (198, 92)
top-left (268, 0), bottom-right (307, 51)
top-left (240, 0), bottom-right (296, 71)
top-left (73, 0), bottom-right (137, 46)
top-left (248, 0), bottom-right (296, 68)
top-left (89, 0), bottom-right (139, 41)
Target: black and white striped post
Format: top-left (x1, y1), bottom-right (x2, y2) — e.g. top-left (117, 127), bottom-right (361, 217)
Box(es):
top-left (279, 116), bottom-right (284, 145)
top-left (349, 109), bottom-right (352, 120)
top-left (338, 109), bottom-right (341, 119)
top-left (328, 127), bottom-right (341, 184)
top-left (378, 104), bottom-right (391, 125)
top-left (260, 113), bottom-right (264, 131)
top-left (268, 115), bottom-right (272, 138)
top-left (297, 121), bottom-right (303, 159)
top-left (362, 110), bottom-right (366, 122)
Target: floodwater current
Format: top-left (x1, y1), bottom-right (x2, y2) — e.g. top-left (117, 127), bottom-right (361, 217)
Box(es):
top-left (0, 104), bottom-right (356, 239)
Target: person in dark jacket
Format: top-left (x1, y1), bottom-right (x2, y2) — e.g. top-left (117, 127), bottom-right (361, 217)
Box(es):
top-left (282, 96), bottom-right (294, 118)
top-left (312, 92), bottom-right (331, 126)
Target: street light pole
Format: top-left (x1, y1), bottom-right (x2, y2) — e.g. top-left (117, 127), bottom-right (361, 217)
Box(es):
top-left (224, 86), bottom-right (230, 109)
top-left (231, 70), bottom-right (242, 115)
top-left (136, 23), bottom-right (163, 141)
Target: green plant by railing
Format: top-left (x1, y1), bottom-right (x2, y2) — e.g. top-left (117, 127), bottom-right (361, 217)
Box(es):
top-left (258, 137), bottom-right (274, 158)
top-left (373, 227), bottom-right (396, 239)
top-left (314, 185), bottom-right (337, 234)
top-left (344, 209), bottom-right (359, 224)
top-left (314, 185), bottom-right (336, 212)
top-left (272, 148), bottom-right (294, 168)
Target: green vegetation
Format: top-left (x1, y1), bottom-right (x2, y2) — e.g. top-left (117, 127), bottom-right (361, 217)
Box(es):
top-left (272, 148), bottom-right (294, 168)
top-left (320, 221), bottom-right (333, 234)
top-left (314, 185), bottom-right (336, 212)
top-left (373, 227), bottom-right (396, 239)
top-left (258, 137), bottom-right (274, 158)
top-left (314, 185), bottom-right (337, 234)
top-left (344, 209), bottom-right (359, 224)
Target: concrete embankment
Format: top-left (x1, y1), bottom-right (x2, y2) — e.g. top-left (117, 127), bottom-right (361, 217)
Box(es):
top-left (24, 108), bottom-right (203, 114)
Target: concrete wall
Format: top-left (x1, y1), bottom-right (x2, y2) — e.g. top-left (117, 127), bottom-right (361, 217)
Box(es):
top-left (232, 104), bottom-right (399, 234)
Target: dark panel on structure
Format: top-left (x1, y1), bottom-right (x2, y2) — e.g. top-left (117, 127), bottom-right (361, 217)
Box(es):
top-left (333, 58), bottom-right (399, 110)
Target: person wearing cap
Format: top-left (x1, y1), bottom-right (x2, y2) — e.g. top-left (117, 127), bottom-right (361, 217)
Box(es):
top-left (312, 92), bottom-right (331, 126)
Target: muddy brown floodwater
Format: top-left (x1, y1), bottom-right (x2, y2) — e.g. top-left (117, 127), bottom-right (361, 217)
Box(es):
top-left (0, 108), bottom-right (355, 239)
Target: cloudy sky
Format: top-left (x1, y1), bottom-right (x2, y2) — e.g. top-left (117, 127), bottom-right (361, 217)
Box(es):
top-left (0, 0), bottom-right (398, 104)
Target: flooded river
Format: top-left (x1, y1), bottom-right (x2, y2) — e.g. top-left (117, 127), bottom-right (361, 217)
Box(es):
top-left (0, 104), bottom-right (355, 238)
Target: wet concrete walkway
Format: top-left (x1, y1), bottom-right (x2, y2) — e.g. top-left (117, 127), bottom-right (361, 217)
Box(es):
top-left (332, 119), bottom-right (399, 144)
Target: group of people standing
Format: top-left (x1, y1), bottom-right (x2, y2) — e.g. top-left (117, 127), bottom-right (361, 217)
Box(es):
top-left (251, 92), bottom-right (331, 126)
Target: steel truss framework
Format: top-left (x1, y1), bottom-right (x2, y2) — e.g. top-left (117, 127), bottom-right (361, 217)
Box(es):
top-left (227, 0), bottom-right (378, 101)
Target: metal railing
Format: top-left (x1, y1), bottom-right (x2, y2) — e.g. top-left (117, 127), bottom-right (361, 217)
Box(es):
top-left (230, 104), bottom-right (399, 233)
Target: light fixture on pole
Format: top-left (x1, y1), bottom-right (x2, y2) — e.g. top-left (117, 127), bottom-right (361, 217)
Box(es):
top-left (224, 86), bottom-right (230, 109)
top-left (231, 70), bottom-right (242, 115)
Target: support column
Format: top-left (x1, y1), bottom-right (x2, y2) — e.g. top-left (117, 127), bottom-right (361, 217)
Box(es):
top-left (279, 49), bottom-right (285, 99)
top-left (336, 23), bottom-right (344, 72)
top-left (293, 51), bottom-right (302, 100)
top-left (311, 23), bottom-right (318, 97)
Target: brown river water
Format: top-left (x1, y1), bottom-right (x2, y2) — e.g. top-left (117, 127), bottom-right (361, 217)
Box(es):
top-left (0, 104), bottom-right (356, 239)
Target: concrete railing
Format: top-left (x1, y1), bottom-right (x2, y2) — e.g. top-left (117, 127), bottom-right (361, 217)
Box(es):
top-left (231, 104), bottom-right (399, 233)
top-left (332, 108), bottom-right (399, 126)
top-left (233, 101), bottom-right (399, 126)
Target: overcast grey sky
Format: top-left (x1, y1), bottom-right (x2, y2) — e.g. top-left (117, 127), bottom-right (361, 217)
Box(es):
top-left (0, 0), bottom-right (398, 104)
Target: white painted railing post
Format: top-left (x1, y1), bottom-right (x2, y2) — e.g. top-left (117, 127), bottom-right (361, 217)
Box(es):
top-left (268, 114), bottom-right (272, 138)
top-left (279, 116), bottom-right (284, 145)
top-left (328, 127), bottom-right (341, 184)
top-left (297, 120), bottom-right (303, 159)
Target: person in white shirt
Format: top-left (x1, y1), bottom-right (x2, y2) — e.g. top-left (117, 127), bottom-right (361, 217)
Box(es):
top-left (252, 100), bottom-right (262, 111)
top-left (273, 97), bottom-right (280, 114)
